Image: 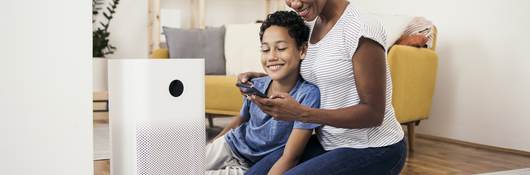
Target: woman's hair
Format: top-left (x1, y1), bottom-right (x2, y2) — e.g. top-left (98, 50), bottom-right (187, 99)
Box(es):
top-left (259, 11), bottom-right (310, 48)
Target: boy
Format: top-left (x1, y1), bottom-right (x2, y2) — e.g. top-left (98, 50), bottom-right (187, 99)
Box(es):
top-left (205, 11), bottom-right (319, 175)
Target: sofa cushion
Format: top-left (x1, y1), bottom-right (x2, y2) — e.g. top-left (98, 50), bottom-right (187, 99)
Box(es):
top-left (163, 26), bottom-right (226, 75)
top-left (224, 23), bottom-right (264, 76)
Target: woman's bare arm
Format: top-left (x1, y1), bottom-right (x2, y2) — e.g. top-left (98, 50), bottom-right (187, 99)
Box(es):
top-left (301, 37), bottom-right (387, 128)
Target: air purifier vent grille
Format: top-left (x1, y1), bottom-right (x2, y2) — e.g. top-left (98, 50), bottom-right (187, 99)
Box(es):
top-left (136, 122), bottom-right (206, 174)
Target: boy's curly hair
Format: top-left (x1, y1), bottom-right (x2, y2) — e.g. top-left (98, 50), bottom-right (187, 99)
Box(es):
top-left (259, 11), bottom-right (310, 48)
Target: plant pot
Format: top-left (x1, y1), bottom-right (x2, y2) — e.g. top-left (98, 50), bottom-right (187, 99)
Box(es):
top-left (93, 57), bottom-right (108, 91)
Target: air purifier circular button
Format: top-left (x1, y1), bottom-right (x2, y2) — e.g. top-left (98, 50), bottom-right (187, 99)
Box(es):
top-left (169, 79), bottom-right (184, 97)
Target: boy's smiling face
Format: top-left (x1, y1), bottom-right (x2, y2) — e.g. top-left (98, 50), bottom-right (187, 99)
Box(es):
top-left (260, 25), bottom-right (307, 81)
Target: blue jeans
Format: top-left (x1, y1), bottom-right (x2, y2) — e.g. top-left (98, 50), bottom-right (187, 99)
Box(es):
top-left (245, 136), bottom-right (407, 175)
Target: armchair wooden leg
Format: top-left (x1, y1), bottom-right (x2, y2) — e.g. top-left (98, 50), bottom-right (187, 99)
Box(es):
top-left (407, 122), bottom-right (415, 153)
top-left (206, 114), bottom-right (214, 128)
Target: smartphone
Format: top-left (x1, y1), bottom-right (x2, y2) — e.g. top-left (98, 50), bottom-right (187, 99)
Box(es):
top-left (236, 82), bottom-right (268, 98)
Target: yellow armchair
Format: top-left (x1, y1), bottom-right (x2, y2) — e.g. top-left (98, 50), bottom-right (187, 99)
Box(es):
top-left (388, 45), bottom-right (438, 152)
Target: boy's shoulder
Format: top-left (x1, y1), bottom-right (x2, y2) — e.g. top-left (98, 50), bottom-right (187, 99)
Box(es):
top-left (297, 79), bottom-right (320, 96)
top-left (294, 80), bottom-right (320, 106)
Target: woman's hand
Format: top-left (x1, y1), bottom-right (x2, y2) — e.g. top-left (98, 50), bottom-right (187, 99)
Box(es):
top-left (251, 92), bottom-right (309, 122)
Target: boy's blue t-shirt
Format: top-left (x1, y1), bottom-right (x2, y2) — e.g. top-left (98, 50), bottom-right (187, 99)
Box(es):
top-left (225, 76), bottom-right (321, 163)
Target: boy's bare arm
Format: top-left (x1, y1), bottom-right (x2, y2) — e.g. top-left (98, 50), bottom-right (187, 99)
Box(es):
top-left (268, 128), bottom-right (313, 175)
top-left (212, 116), bottom-right (248, 141)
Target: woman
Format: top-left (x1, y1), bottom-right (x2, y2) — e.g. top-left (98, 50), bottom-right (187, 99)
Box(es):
top-left (240, 0), bottom-right (406, 174)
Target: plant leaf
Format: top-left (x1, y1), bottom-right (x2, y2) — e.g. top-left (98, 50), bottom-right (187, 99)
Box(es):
top-left (107, 7), bottom-right (115, 14)
top-left (103, 12), bottom-right (111, 20)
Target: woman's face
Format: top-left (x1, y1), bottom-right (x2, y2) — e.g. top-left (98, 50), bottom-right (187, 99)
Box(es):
top-left (285, 0), bottom-right (327, 21)
top-left (260, 26), bottom-right (306, 81)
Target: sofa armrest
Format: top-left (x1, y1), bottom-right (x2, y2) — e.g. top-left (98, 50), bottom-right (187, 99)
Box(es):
top-left (150, 48), bottom-right (169, 59)
top-left (387, 45), bottom-right (438, 123)
top-left (205, 75), bottom-right (243, 116)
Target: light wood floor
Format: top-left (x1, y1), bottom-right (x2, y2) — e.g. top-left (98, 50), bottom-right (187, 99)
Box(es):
top-left (93, 115), bottom-right (530, 175)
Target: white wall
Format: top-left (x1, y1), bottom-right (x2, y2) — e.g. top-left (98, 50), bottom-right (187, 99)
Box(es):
top-left (107, 0), bottom-right (149, 58)
top-left (161, 0), bottom-right (193, 28)
top-left (204, 0), bottom-right (266, 26)
top-left (0, 0), bottom-right (92, 174)
top-left (352, 0), bottom-right (530, 152)
top-left (161, 0), bottom-right (267, 28)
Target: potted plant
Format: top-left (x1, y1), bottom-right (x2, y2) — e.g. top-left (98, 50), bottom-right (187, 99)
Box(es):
top-left (93, 0), bottom-right (119, 91)
top-left (93, 0), bottom-right (119, 57)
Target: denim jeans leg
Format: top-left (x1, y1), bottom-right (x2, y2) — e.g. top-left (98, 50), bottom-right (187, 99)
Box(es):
top-left (245, 135), bottom-right (325, 175)
top-left (389, 139), bottom-right (407, 175)
top-left (244, 147), bottom-right (284, 175)
top-left (285, 139), bottom-right (407, 175)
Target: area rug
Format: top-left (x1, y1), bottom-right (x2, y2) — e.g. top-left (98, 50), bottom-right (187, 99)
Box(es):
top-left (93, 124), bottom-right (110, 160)
top-left (478, 168), bottom-right (530, 175)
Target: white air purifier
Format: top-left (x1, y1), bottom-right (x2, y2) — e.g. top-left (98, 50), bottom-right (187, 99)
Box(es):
top-left (108, 59), bottom-right (205, 175)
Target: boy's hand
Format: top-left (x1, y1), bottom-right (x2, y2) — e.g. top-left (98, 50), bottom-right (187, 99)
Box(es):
top-left (237, 72), bottom-right (254, 84)
top-left (236, 72), bottom-right (267, 96)
top-left (237, 72), bottom-right (267, 84)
